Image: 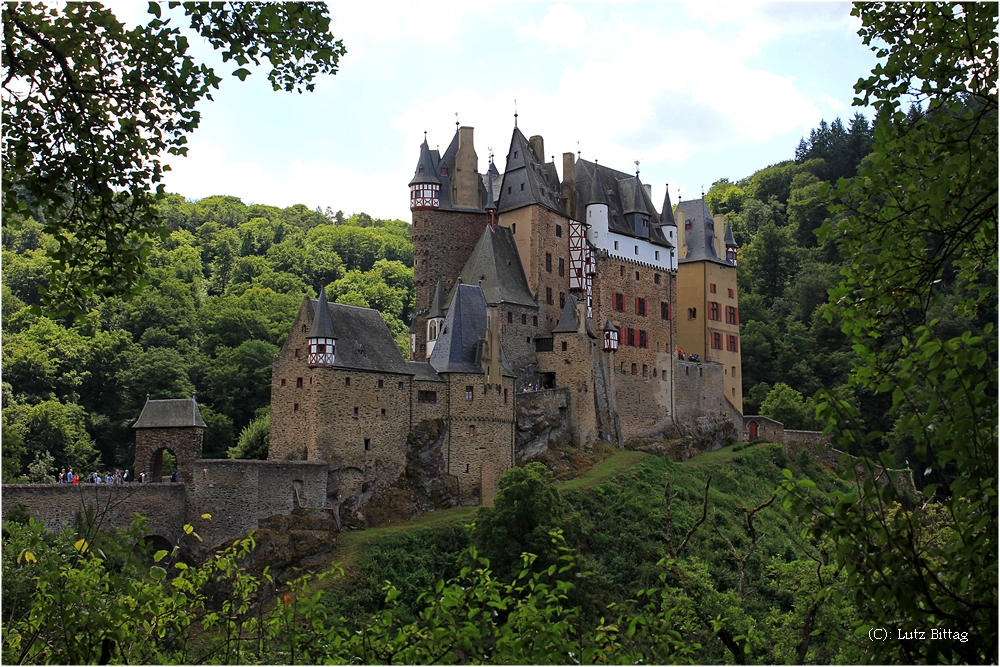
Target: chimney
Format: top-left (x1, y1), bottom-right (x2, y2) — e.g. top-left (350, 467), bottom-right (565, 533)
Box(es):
top-left (643, 183), bottom-right (652, 200)
top-left (529, 135), bottom-right (545, 163)
top-left (562, 152), bottom-right (576, 218)
top-left (454, 126), bottom-right (479, 209)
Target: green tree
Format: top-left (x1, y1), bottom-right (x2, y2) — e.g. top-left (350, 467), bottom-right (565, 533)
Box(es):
top-left (759, 382), bottom-right (818, 430)
top-left (473, 463), bottom-right (566, 583)
top-left (2, 3), bottom-right (346, 314)
top-left (6, 400), bottom-right (99, 475)
top-left (228, 409), bottom-right (269, 460)
top-left (782, 4), bottom-right (997, 663)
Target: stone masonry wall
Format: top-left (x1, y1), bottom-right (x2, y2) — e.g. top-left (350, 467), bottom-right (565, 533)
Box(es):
top-left (270, 298), bottom-right (316, 460)
top-left (412, 208), bottom-right (488, 360)
top-left (538, 327), bottom-right (597, 448)
top-left (498, 303), bottom-right (541, 390)
top-left (514, 388), bottom-right (572, 462)
top-left (675, 360), bottom-right (728, 421)
top-left (1, 483), bottom-right (187, 544)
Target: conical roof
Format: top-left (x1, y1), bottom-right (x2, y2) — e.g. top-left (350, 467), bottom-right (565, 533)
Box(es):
top-left (603, 319), bottom-right (619, 332)
top-left (408, 138), bottom-right (441, 186)
top-left (485, 172), bottom-right (497, 211)
top-left (552, 294), bottom-right (580, 333)
top-left (586, 166), bottom-right (607, 206)
top-left (660, 184), bottom-right (676, 225)
top-left (724, 220), bottom-right (737, 246)
top-left (623, 174), bottom-right (647, 215)
top-left (308, 286), bottom-right (336, 338)
top-left (429, 280), bottom-right (448, 319)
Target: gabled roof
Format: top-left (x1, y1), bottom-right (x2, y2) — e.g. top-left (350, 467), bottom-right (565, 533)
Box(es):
top-left (306, 298), bottom-right (411, 373)
top-left (406, 361), bottom-right (444, 383)
top-left (134, 398), bottom-right (206, 429)
top-left (408, 139), bottom-right (441, 186)
top-left (428, 284), bottom-right (514, 376)
top-left (574, 158), bottom-right (673, 248)
top-left (552, 294), bottom-right (580, 333)
top-left (458, 224), bottom-right (536, 308)
top-left (428, 280), bottom-right (448, 319)
top-left (677, 198), bottom-right (730, 266)
top-left (496, 127), bottom-right (568, 216)
top-left (622, 175), bottom-right (647, 215)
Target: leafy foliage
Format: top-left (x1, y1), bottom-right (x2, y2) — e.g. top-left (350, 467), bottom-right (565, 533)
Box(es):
top-left (1, 2), bottom-right (346, 314)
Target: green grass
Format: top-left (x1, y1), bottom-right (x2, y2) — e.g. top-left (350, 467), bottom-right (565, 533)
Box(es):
top-left (556, 449), bottom-right (647, 491)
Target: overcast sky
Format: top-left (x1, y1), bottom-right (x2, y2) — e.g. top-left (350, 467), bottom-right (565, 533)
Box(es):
top-left (145, 2), bottom-right (880, 221)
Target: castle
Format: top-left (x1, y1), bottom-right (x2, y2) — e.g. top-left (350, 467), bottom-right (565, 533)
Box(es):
top-left (1, 120), bottom-right (745, 553)
top-left (267, 120), bottom-right (744, 511)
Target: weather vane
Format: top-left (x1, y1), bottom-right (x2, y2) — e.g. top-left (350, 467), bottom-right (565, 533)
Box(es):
top-left (455, 111), bottom-right (459, 128)
top-left (635, 160), bottom-right (640, 177)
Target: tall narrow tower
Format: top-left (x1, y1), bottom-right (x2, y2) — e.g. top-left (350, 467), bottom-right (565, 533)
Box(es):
top-left (409, 126), bottom-right (489, 360)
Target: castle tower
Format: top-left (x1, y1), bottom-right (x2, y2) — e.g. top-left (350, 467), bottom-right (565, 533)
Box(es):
top-left (133, 397), bottom-right (205, 483)
top-left (675, 198), bottom-right (743, 412)
top-left (425, 279), bottom-right (447, 359)
top-left (410, 126), bottom-right (489, 361)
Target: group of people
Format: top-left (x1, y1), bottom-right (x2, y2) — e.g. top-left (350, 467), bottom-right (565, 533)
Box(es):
top-left (53, 468), bottom-right (176, 484)
top-left (86, 469), bottom-right (131, 484)
top-left (677, 348), bottom-right (700, 362)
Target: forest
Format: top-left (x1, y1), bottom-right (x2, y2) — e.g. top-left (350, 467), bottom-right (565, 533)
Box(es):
top-left (2, 2), bottom-right (997, 664)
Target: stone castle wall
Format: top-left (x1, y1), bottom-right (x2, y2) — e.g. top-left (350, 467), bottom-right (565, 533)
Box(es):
top-left (1, 483), bottom-right (187, 544)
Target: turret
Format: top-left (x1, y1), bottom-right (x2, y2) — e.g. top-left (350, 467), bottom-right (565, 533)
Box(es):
top-left (661, 184), bottom-right (678, 268)
top-left (307, 286), bottom-right (336, 367)
top-left (603, 319), bottom-right (619, 352)
top-left (585, 166), bottom-right (609, 246)
top-left (724, 220), bottom-right (738, 266)
top-left (409, 137), bottom-right (441, 210)
top-left (426, 280), bottom-right (447, 359)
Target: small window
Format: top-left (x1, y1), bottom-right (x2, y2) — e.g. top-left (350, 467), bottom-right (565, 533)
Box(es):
top-left (631, 363), bottom-right (637, 375)
top-left (546, 287), bottom-right (553, 305)
top-left (654, 273), bottom-right (660, 285)
top-left (441, 167), bottom-right (448, 175)
top-left (512, 223), bottom-right (516, 234)
top-left (642, 364), bottom-right (648, 377)
top-left (639, 330), bottom-right (647, 348)
top-left (559, 292), bottom-right (566, 308)
top-left (655, 251), bottom-right (660, 261)
top-left (614, 240), bottom-right (619, 250)
top-left (535, 337), bottom-right (554, 352)
top-left (710, 283), bottom-right (717, 294)
top-left (614, 293), bottom-right (624, 312)
top-left (620, 266), bottom-right (625, 277)
top-left (507, 187), bottom-right (512, 195)
top-left (353, 406), bottom-right (359, 416)
top-left (508, 311), bottom-right (513, 323)
top-left (689, 307), bottom-right (697, 319)
top-left (635, 298), bottom-right (646, 316)
top-left (546, 253), bottom-right (552, 273)
top-left (661, 301), bottom-right (671, 320)
top-left (514, 151), bottom-right (518, 158)
top-left (522, 314), bottom-right (527, 324)
top-left (533, 316), bottom-right (538, 326)
top-left (398, 381), bottom-right (405, 390)
top-left (364, 438), bottom-right (371, 451)
top-left (301, 325), bottom-right (307, 333)
top-left (294, 403), bottom-right (299, 412)
top-left (520, 183), bottom-right (525, 191)
top-left (685, 221), bottom-right (691, 230)
top-left (469, 425), bottom-right (475, 436)
top-left (465, 463), bottom-right (470, 473)
top-left (296, 377), bottom-right (303, 388)
top-left (345, 377), bottom-right (351, 387)
top-left (561, 341), bottom-right (568, 352)
top-left (635, 271), bottom-right (640, 281)
top-left (729, 288), bottom-right (735, 298)
top-left (556, 224), bottom-right (562, 237)
top-left (281, 378), bottom-right (287, 386)
top-left (418, 390), bottom-right (437, 404)
top-left (634, 245), bottom-right (639, 255)
top-left (294, 348), bottom-right (300, 358)
top-left (558, 257), bottom-right (565, 277)
top-left (380, 408), bottom-right (386, 418)
top-left (377, 379), bottom-right (384, 389)
top-left (466, 386), bottom-right (474, 401)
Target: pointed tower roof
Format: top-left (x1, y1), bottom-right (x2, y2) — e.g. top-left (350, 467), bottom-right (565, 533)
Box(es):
top-left (458, 225), bottom-right (536, 307)
top-left (308, 286), bottom-right (336, 338)
top-left (428, 284), bottom-right (499, 374)
top-left (603, 319), bottom-right (619, 333)
top-left (660, 184), bottom-right (676, 225)
top-left (552, 294), bottom-right (581, 333)
top-left (676, 198), bottom-right (729, 266)
top-left (586, 165), bottom-right (607, 206)
top-left (622, 174), bottom-right (648, 215)
top-left (496, 126), bottom-right (567, 216)
top-left (408, 138), bottom-right (441, 186)
top-left (428, 280), bottom-right (448, 319)
top-left (724, 220), bottom-right (737, 246)
top-left (485, 172), bottom-right (497, 211)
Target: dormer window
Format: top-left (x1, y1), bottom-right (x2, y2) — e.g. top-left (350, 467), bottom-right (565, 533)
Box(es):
top-left (307, 337), bottom-right (335, 367)
top-left (441, 167), bottom-right (448, 175)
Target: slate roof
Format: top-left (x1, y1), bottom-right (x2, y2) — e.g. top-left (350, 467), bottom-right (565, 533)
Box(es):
top-left (660, 185), bottom-right (676, 226)
top-left (406, 361), bottom-right (445, 382)
top-left (307, 299), bottom-right (411, 373)
top-left (496, 127), bottom-right (568, 216)
top-left (677, 198), bottom-right (730, 266)
top-left (574, 159), bottom-right (674, 248)
top-left (428, 280), bottom-right (448, 319)
top-left (409, 139), bottom-right (441, 186)
top-left (724, 220), bottom-right (737, 247)
top-left (552, 294), bottom-right (580, 333)
top-left (134, 398), bottom-right (206, 429)
top-left (458, 224), bottom-right (536, 308)
top-left (307, 286), bottom-right (336, 338)
top-left (428, 284), bottom-right (515, 377)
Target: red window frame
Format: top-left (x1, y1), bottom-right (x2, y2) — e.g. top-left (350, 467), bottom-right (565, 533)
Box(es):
top-left (614, 293), bottom-right (625, 312)
top-left (727, 335), bottom-right (739, 352)
top-left (709, 301), bottom-right (721, 321)
top-left (635, 297), bottom-right (647, 316)
top-left (711, 332), bottom-right (723, 349)
top-left (627, 328), bottom-right (636, 346)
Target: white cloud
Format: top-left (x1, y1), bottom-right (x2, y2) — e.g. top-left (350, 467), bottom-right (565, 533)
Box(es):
top-left (164, 141), bottom-right (412, 220)
top-left (819, 92), bottom-right (846, 111)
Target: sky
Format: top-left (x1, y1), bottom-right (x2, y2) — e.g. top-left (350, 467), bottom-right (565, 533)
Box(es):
top-left (133, 2), bottom-right (881, 221)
